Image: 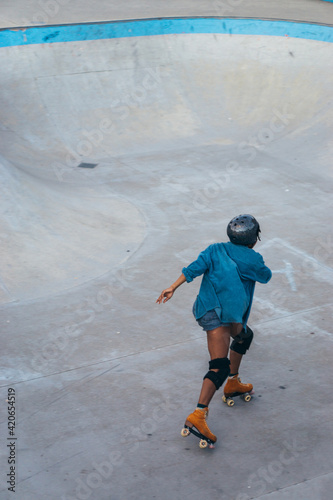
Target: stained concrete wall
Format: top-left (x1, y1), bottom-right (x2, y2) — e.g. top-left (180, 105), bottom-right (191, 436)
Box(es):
top-left (1, 0), bottom-right (333, 28)
top-left (0, 20), bottom-right (332, 302)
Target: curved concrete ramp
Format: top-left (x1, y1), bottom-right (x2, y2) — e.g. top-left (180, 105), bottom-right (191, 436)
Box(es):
top-left (0, 20), bottom-right (332, 302)
top-left (0, 153), bottom-right (146, 302)
top-left (1, 15), bottom-right (333, 500)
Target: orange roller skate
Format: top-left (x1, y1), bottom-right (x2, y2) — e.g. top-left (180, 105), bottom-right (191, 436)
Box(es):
top-left (222, 374), bottom-right (254, 407)
top-left (181, 407), bottom-right (216, 449)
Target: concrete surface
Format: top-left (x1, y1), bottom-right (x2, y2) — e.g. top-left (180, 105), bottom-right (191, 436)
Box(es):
top-left (1, 0), bottom-right (333, 28)
top-left (0, 4), bottom-right (333, 500)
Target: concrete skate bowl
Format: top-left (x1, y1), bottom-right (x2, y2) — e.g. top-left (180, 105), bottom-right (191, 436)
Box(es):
top-left (0, 18), bottom-right (332, 303)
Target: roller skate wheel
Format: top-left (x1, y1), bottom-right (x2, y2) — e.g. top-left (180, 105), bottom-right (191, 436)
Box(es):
top-left (199, 439), bottom-right (208, 449)
top-left (181, 428), bottom-right (190, 437)
top-left (222, 395), bottom-right (227, 403)
top-left (244, 394), bottom-right (251, 402)
top-left (227, 399), bottom-right (235, 407)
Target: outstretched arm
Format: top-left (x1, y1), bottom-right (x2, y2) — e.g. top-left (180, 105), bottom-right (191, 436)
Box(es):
top-left (156, 273), bottom-right (187, 304)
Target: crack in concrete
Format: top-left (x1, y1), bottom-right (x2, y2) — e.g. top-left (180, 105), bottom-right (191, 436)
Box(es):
top-left (254, 470), bottom-right (333, 499)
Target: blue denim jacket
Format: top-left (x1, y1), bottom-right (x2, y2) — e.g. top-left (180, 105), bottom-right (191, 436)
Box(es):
top-left (182, 242), bottom-right (272, 326)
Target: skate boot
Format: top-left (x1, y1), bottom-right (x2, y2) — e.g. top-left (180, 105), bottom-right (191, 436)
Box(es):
top-left (181, 407), bottom-right (216, 449)
top-left (222, 374), bottom-right (254, 407)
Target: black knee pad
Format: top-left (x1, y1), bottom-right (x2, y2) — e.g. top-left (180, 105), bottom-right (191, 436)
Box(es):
top-left (230, 326), bottom-right (254, 355)
top-left (203, 357), bottom-right (230, 390)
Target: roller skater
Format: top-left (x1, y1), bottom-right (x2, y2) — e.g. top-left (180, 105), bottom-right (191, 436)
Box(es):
top-left (156, 215), bottom-right (272, 449)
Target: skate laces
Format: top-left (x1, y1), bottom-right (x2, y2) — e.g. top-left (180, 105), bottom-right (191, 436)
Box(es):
top-left (196, 407), bottom-right (208, 418)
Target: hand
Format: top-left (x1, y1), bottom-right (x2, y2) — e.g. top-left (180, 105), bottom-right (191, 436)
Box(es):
top-left (156, 287), bottom-right (174, 304)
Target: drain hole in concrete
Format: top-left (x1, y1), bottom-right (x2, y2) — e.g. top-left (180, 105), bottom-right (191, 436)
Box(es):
top-left (77, 162), bottom-right (98, 169)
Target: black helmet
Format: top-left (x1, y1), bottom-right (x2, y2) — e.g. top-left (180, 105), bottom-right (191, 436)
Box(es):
top-left (227, 214), bottom-right (261, 246)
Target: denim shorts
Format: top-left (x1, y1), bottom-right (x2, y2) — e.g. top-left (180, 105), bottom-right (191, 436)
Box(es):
top-left (195, 308), bottom-right (229, 331)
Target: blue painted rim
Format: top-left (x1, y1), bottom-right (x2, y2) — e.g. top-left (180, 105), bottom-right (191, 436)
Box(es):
top-left (0, 18), bottom-right (332, 47)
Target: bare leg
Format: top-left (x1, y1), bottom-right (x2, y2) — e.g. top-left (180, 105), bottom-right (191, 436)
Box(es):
top-left (229, 350), bottom-right (243, 375)
top-left (197, 326), bottom-right (230, 406)
top-left (229, 323), bottom-right (244, 375)
top-left (224, 324), bottom-right (254, 399)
